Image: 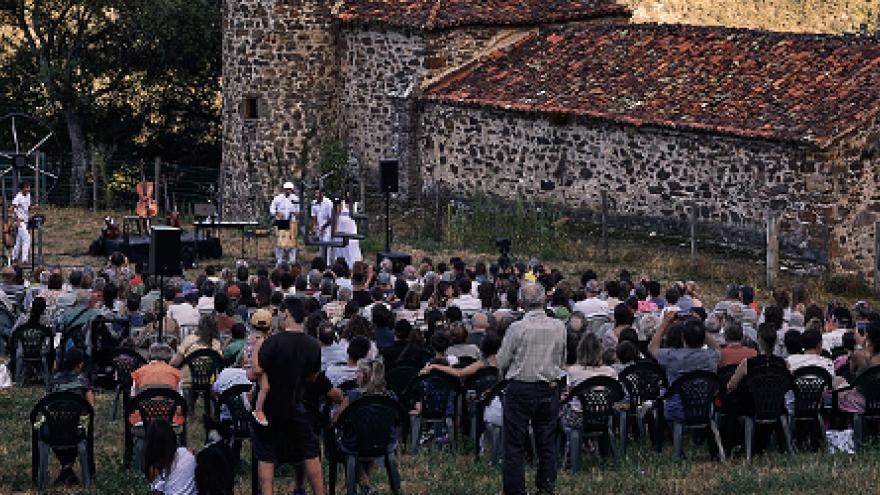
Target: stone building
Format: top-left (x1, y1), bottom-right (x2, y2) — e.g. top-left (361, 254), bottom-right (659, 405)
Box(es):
top-left (222, 0), bottom-right (880, 278)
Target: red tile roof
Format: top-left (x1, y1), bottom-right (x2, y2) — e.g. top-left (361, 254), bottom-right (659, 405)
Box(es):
top-left (422, 24), bottom-right (880, 148)
top-left (334, 0), bottom-right (630, 30)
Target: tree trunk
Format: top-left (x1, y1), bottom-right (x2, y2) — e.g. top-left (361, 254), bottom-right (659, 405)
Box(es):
top-left (65, 108), bottom-right (88, 206)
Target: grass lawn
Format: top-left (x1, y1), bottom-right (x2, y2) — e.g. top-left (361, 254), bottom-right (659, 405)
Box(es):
top-left (3, 384), bottom-right (880, 494)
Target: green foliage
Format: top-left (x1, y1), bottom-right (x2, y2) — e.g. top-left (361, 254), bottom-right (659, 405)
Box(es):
top-left (0, 0), bottom-right (221, 202)
top-left (442, 194), bottom-right (581, 262)
top-left (824, 273), bottom-right (874, 298)
top-left (315, 141), bottom-right (348, 196)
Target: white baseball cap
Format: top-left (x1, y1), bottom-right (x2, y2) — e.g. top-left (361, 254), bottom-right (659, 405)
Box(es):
top-left (283, 181), bottom-right (294, 190)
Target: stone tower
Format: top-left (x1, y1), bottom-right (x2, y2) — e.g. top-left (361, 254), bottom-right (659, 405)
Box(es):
top-left (221, 0), bottom-right (340, 219)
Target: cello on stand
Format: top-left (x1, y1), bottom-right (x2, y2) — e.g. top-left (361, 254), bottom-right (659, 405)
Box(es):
top-left (134, 164), bottom-right (158, 234)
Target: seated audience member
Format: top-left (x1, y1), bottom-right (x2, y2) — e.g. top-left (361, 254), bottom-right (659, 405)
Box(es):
top-left (649, 314), bottom-right (720, 421)
top-left (780, 330), bottom-right (803, 358)
top-left (171, 316), bottom-right (222, 388)
top-left (331, 358), bottom-right (399, 494)
top-left (603, 303), bottom-right (635, 350)
top-left (168, 287), bottom-right (199, 328)
top-left (429, 331), bottom-right (457, 366)
top-left (320, 326), bottom-right (348, 372)
top-left (381, 320), bottom-right (413, 368)
top-left (727, 323), bottom-right (788, 392)
top-left (446, 321), bottom-right (481, 361)
top-left (214, 293), bottom-right (237, 334)
top-left (614, 340), bottom-right (641, 373)
top-left (718, 323), bottom-right (757, 368)
top-left (787, 329), bottom-right (836, 378)
top-left (44, 348), bottom-right (95, 486)
top-left (823, 306), bottom-right (853, 351)
top-left (371, 304), bottom-right (395, 351)
top-left (326, 335), bottom-right (371, 387)
top-left (144, 419), bottom-right (198, 495)
top-left (422, 332), bottom-right (502, 379)
top-left (223, 323), bottom-right (248, 364)
top-left (467, 312), bottom-right (490, 347)
top-left (450, 277), bottom-right (481, 313)
top-left (573, 279), bottom-right (608, 317)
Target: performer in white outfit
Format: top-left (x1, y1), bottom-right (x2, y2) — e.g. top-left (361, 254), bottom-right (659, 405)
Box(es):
top-left (269, 181), bottom-right (300, 266)
top-left (311, 188), bottom-right (334, 262)
top-left (331, 203), bottom-right (362, 269)
top-left (10, 181), bottom-right (35, 264)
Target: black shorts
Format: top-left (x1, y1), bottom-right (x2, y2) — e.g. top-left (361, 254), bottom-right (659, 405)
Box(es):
top-left (252, 412), bottom-right (320, 464)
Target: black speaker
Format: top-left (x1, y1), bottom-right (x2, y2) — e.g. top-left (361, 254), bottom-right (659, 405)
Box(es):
top-left (379, 158), bottom-right (399, 193)
top-left (150, 226), bottom-right (183, 276)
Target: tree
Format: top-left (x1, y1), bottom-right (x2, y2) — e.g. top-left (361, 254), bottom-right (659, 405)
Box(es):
top-left (0, 0), bottom-right (221, 205)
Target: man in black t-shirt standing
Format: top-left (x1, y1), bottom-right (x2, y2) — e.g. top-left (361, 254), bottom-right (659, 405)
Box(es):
top-left (252, 298), bottom-right (324, 495)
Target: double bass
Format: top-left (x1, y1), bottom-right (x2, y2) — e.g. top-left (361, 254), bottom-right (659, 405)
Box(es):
top-left (135, 168), bottom-right (158, 219)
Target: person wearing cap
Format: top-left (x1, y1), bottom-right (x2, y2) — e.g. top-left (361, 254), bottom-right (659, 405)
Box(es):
top-left (270, 182), bottom-right (300, 266)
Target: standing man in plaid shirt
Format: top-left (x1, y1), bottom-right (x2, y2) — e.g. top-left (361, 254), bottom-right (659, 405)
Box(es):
top-left (497, 283), bottom-right (566, 495)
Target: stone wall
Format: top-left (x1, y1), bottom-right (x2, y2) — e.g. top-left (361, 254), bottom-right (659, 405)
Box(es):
top-left (339, 28), bottom-right (426, 194)
top-left (822, 113), bottom-right (880, 279)
top-left (418, 102), bottom-right (844, 265)
top-left (222, 0), bottom-right (341, 219)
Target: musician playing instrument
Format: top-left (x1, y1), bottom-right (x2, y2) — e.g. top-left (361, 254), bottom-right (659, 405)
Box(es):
top-left (311, 187), bottom-right (334, 262)
top-left (269, 181), bottom-right (300, 266)
top-left (10, 181), bottom-right (36, 264)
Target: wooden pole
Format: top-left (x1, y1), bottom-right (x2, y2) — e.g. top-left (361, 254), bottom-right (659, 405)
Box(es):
top-left (690, 199), bottom-right (697, 258)
top-left (154, 157), bottom-right (161, 216)
top-left (600, 190), bottom-right (609, 261)
top-left (766, 211), bottom-right (779, 290)
top-left (91, 151), bottom-right (98, 213)
top-left (874, 221), bottom-right (880, 295)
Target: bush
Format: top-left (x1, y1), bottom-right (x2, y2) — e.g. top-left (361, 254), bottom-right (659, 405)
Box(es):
top-left (823, 273), bottom-right (873, 298)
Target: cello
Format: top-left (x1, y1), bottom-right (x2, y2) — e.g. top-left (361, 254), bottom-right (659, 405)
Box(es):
top-left (135, 167), bottom-right (158, 219)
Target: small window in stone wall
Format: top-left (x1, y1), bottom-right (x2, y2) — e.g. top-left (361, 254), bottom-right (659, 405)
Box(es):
top-left (243, 97), bottom-right (260, 120)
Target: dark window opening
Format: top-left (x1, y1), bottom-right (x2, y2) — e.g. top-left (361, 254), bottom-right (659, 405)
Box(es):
top-left (243, 97), bottom-right (259, 120)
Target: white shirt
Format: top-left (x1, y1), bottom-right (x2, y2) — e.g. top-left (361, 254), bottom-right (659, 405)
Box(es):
top-left (312, 197), bottom-right (334, 235)
top-left (12, 192), bottom-right (30, 223)
top-left (325, 364), bottom-right (357, 387)
top-left (168, 303), bottom-right (200, 327)
top-left (572, 297), bottom-right (609, 318)
top-left (822, 329), bottom-right (847, 352)
top-left (197, 296), bottom-right (214, 313)
top-left (450, 294), bottom-right (482, 313)
top-left (787, 353), bottom-right (835, 377)
top-left (269, 193), bottom-right (300, 221)
top-left (150, 447), bottom-right (198, 495)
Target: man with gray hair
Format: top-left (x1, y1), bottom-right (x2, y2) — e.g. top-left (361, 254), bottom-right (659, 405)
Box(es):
top-left (497, 283), bottom-right (566, 495)
top-left (467, 311), bottom-right (490, 347)
top-left (131, 343), bottom-right (181, 395)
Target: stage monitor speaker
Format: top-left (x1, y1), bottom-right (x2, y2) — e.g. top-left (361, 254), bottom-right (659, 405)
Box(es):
top-left (379, 158), bottom-right (399, 193)
top-left (150, 226), bottom-right (183, 277)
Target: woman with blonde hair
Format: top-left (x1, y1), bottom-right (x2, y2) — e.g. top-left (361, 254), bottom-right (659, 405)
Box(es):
top-left (332, 358), bottom-right (397, 493)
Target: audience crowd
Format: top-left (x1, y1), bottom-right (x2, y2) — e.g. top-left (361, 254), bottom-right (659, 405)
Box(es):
top-left (6, 251), bottom-right (880, 495)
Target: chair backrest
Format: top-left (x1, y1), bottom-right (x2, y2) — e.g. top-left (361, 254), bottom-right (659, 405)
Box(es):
top-left (111, 348), bottom-right (148, 387)
top-left (385, 366), bottom-right (419, 399)
top-left (180, 349), bottom-right (223, 390)
top-left (479, 379), bottom-right (508, 407)
top-left (566, 376), bottom-right (625, 431)
top-left (742, 365), bottom-right (793, 421)
top-left (335, 395), bottom-right (407, 458)
top-left (463, 366), bottom-right (500, 398)
top-left (30, 391), bottom-right (94, 447)
top-left (618, 362), bottom-right (667, 407)
top-left (126, 388), bottom-right (188, 427)
top-left (853, 365), bottom-right (880, 417)
top-left (218, 383), bottom-right (253, 439)
top-left (667, 371), bottom-right (720, 426)
top-left (406, 371), bottom-right (459, 420)
top-left (792, 365), bottom-right (832, 417)
top-left (12, 323), bottom-right (52, 360)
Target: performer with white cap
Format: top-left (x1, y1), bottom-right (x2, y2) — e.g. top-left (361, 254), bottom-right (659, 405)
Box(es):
top-left (269, 181), bottom-right (300, 266)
